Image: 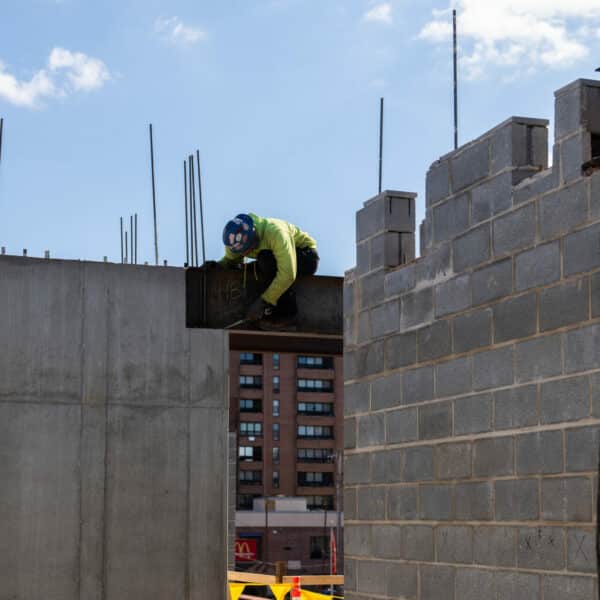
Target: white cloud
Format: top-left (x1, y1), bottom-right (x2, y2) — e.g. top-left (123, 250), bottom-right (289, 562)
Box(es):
top-left (364, 3), bottom-right (393, 24)
top-left (155, 16), bottom-right (207, 46)
top-left (419, 0), bottom-right (600, 79)
top-left (0, 48), bottom-right (110, 108)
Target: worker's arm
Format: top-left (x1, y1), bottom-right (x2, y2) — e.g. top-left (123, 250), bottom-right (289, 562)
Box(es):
top-left (261, 234), bottom-right (297, 305)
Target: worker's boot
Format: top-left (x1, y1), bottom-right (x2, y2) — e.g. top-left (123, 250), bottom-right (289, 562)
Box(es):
top-left (258, 290), bottom-right (298, 330)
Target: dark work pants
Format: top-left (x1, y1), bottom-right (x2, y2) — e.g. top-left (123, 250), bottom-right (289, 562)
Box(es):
top-left (255, 247), bottom-right (319, 316)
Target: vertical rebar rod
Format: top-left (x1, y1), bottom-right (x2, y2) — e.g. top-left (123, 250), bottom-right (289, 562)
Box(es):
top-left (184, 160), bottom-right (189, 266)
top-left (378, 97), bottom-right (384, 194)
top-left (149, 124), bottom-right (159, 265)
top-left (188, 157), bottom-right (195, 266)
top-left (130, 215), bottom-right (134, 265)
top-left (190, 155), bottom-right (199, 266)
top-left (120, 217), bottom-right (124, 263)
top-left (125, 231), bottom-right (128, 264)
top-left (134, 213), bottom-right (138, 264)
top-left (453, 9), bottom-right (458, 150)
top-left (195, 150), bottom-right (206, 265)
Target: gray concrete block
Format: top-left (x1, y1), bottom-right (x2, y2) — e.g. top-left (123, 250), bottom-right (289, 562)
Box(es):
top-left (564, 221), bottom-right (600, 276)
top-left (370, 300), bottom-right (400, 338)
top-left (473, 527), bottom-right (516, 567)
top-left (592, 272), bottom-right (600, 318)
top-left (542, 574), bottom-right (595, 600)
top-left (401, 525), bottom-right (434, 561)
top-left (435, 274), bottom-right (472, 317)
top-left (436, 356), bottom-right (473, 398)
top-left (494, 385), bottom-right (538, 430)
top-left (540, 375), bottom-right (590, 424)
top-left (560, 131), bottom-right (589, 183)
top-left (493, 203), bottom-right (536, 256)
top-left (357, 309), bottom-right (370, 344)
top-left (542, 477), bottom-right (593, 521)
top-left (472, 259), bottom-right (512, 306)
top-left (384, 331), bottom-right (417, 370)
top-left (515, 334), bottom-right (562, 382)
top-left (455, 568), bottom-right (495, 600)
top-left (494, 571), bottom-right (540, 600)
top-left (455, 482), bottom-right (493, 520)
top-left (451, 138), bottom-right (490, 192)
top-left (426, 159), bottom-right (451, 206)
top-left (516, 430), bottom-right (563, 475)
top-left (565, 323), bottom-right (600, 374)
top-left (540, 277), bottom-right (589, 332)
top-left (357, 486), bottom-right (386, 520)
top-left (387, 485), bottom-right (418, 520)
top-left (417, 320), bottom-right (452, 361)
top-left (454, 392), bottom-right (493, 435)
top-left (594, 372), bottom-right (600, 417)
top-left (344, 558), bottom-right (356, 591)
top-left (492, 292), bottom-right (537, 343)
top-left (402, 365), bottom-right (434, 405)
top-left (435, 442), bottom-right (472, 480)
top-left (566, 426), bottom-right (600, 471)
top-left (344, 417), bottom-right (356, 449)
top-left (367, 523), bottom-right (397, 558)
top-left (345, 524), bottom-right (372, 556)
top-left (344, 488), bottom-right (357, 521)
top-left (517, 527), bottom-right (565, 570)
top-left (357, 413), bottom-right (385, 447)
top-left (513, 169), bottom-right (558, 205)
top-left (344, 350), bottom-right (357, 380)
top-left (345, 453), bottom-right (372, 485)
top-left (419, 401), bottom-right (452, 440)
top-left (436, 526), bottom-right (473, 563)
top-left (415, 242), bottom-right (451, 283)
top-left (420, 216), bottom-right (433, 256)
top-left (359, 270), bottom-right (385, 309)
top-left (555, 83), bottom-right (583, 140)
top-left (453, 224), bottom-right (491, 272)
top-left (419, 484), bottom-right (455, 520)
top-left (354, 339), bottom-right (385, 378)
top-left (473, 346), bottom-right (514, 390)
top-left (568, 528), bottom-right (596, 573)
top-left (385, 262), bottom-right (416, 297)
top-left (356, 560), bottom-right (387, 595)
top-left (515, 241), bottom-right (561, 291)
top-left (539, 179), bottom-right (588, 240)
top-left (344, 381), bottom-right (370, 416)
top-left (433, 193), bottom-right (470, 243)
top-left (471, 171), bottom-right (513, 224)
top-left (403, 446), bottom-right (434, 482)
top-left (386, 407), bottom-right (418, 444)
top-left (371, 372), bottom-right (401, 411)
top-left (356, 192), bottom-right (416, 242)
top-left (372, 449), bottom-right (397, 484)
top-left (452, 308), bottom-right (492, 353)
top-left (473, 437), bottom-right (514, 477)
top-left (420, 565), bottom-right (455, 600)
top-left (495, 479), bottom-right (539, 521)
top-left (592, 171), bottom-right (600, 218)
top-left (401, 287), bottom-right (433, 330)
top-left (355, 241), bottom-right (370, 275)
top-left (386, 562), bottom-right (418, 599)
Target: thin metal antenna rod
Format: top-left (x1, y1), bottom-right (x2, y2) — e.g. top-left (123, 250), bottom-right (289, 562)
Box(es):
top-left (195, 150), bottom-right (206, 265)
top-left (184, 160), bottom-right (189, 266)
top-left (378, 97), bottom-right (384, 194)
top-left (130, 215), bottom-right (134, 265)
top-left (453, 9), bottom-right (458, 150)
top-left (120, 217), bottom-right (124, 263)
top-left (134, 213), bottom-right (138, 264)
top-left (190, 155), bottom-right (199, 267)
top-left (149, 124), bottom-right (159, 265)
top-left (188, 156), bottom-right (195, 266)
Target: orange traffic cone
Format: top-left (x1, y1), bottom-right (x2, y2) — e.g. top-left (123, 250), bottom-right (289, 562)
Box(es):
top-left (291, 575), bottom-right (301, 598)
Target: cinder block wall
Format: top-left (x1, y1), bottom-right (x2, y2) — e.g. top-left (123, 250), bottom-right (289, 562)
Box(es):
top-left (344, 78), bottom-right (600, 599)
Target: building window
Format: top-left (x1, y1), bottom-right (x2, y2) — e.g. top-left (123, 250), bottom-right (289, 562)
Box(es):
top-left (305, 495), bottom-right (335, 510)
top-left (297, 448), bottom-right (333, 463)
top-left (298, 472), bottom-right (334, 487)
top-left (297, 425), bottom-right (333, 439)
top-left (297, 378), bottom-right (333, 393)
top-left (239, 446), bottom-right (262, 462)
top-left (297, 401), bottom-right (334, 416)
top-left (272, 470), bottom-right (280, 489)
top-left (240, 398), bottom-right (262, 413)
top-left (273, 375), bottom-right (280, 392)
top-left (273, 399), bottom-right (280, 417)
top-left (309, 536), bottom-right (330, 559)
top-left (272, 423), bottom-right (280, 441)
top-left (240, 352), bottom-right (262, 365)
top-left (297, 356), bottom-right (333, 370)
top-left (237, 494), bottom-right (259, 510)
top-left (273, 353), bottom-right (280, 370)
top-left (239, 470), bottom-right (262, 485)
top-left (240, 422), bottom-right (262, 437)
top-left (273, 447), bottom-right (280, 464)
top-left (240, 375), bottom-right (262, 389)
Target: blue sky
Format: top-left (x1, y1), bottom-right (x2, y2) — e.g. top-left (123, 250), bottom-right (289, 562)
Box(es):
top-left (1, 0), bottom-right (600, 275)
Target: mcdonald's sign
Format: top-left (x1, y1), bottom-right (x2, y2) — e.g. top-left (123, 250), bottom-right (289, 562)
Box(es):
top-left (235, 538), bottom-right (258, 562)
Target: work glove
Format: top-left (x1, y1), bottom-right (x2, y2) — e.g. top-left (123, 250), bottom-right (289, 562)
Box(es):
top-left (246, 298), bottom-right (275, 321)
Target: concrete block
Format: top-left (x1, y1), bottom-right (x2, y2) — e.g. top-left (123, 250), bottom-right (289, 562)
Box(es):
top-left (415, 241), bottom-right (451, 283)
top-left (493, 203), bottom-right (536, 256)
top-left (564, 221), bottom-right (600, 276)
top-left (359, 270), bottom-right (385, 309)
top-left (385, 407), bottom-right (418, 444)
top-left (566, 426), bottom-right (600, 472)
top-left (594, 372), bottom-right (600, 417)
top-left (384, 263), bottom-right (416, 297)
top-left (516, 430), bottom-right (563, 475)
top-left (345, 453), bottom-right (371, 485)
top-left (568, 528), bottom-right (596, 573)
top-left (358, 308), bottom-right (371, 344)
top-left (370, 300), bottom-right (400, 338)
top-left (344, 559), bottom-right (356, 592)
top-left (473, 437), bottom-right (514, 477)
top-left (513, 169), bottom-right (558, 205)
top-left (345, 524), bottom-right (372, 556)
top-left (455, 482), bottom-right (493, 520)
top-left (453, 224), bottom-right (491, 272)
top-left (436, 356), bottom-right (472, 398)
top-left (386, 563), bottom-right (418, 599)
top-left (434, 274), bottom-right (472, 317)
top-left (539, 179), bottom-right (588, 240)
top-left (565, 323), bottom-right (600, 374)
top-left (420, 565), bottom-right (455, 600)
top-left (417, 320), bottom-right (452, 361)
top-left (473, 527), bottom-right (516, 567)
top-left (435, 442), bottom-right (472, 480)
top-left (454, 392), bottom-right (493, 435)
top-left (420, 216), bottom-right (433, 256)
top-left (371, 372), bottom-right (401, 411)
top-left (592, 272), bottom-right (600, 317)
top-left (452, 308), bottom-right (492, 353)
top-left (344, 350), bottom-right (357, 380)
top-left (542, 477), bottom-right (592, 521)
top-left (473, 346), bottom-right (514, 390)
top-left (495, 479), bottom-right (539, 521)
top-left (356, 191), bottom-right (416, 242)
top-left (494, 385), bottom-right (538, 430)
top-left (592, 171), bottom-right (600, 218)
top-left (419, 401), bottom-right (452, 440)
top-left (419, 484), bottom-right (455, 520)
top-left (426, 159), bottom-right (451, 206)
top-left (560, 131), bottom-right (589, 183)
top-left (344, 488), bottom-right (357, 521)
top-left (344, 417), bottom-right (356, 449)
top-left (372, 523), bottom-right (405, 558)
top-left (401, 525), bottom-right (434, 561)
top-left (387, 485), bottom-right (418, 520)
top-left (433, 193), bottom-right (470, 243)
top-left (494, 571), bottom-right (540, 600)
top-left (344, 382), bottom-right (370, 416)
top-left (384, 331), bottom-right (417, 370)
top-left (436, 526), bottom-right (473, 563)
top-left (515, 241), bottom-right (561, 291)
top-left (403, 446), bottom-right (434, 482)
top-left (357, 486), bottom-right (386, 520)
top-left (372, 450), bottom-right (397, 484)
top-left (455, 568), bottom-right (495, 600)
top-left (540, 277), bottom-right (589, 332)
top-left (357, 413), bottom-right (385, 448)
top-left (471, 171), bottom-right (513, 224)
top-left (451, 138), bottom-right (490, 192)
top-left (515, 334), bottom-right (562, 382)
top-left (472, 259), bottom-right (513, 305)
top-left (555, 82), bottom-right (583, 140)
top-left (517, 527), bottom-right (565, 570)
top-left (540, 375), bottom-right (590, 424)
top-left (401, 287), bottom-right (433, 330)
top-left (542, 574), bottom-right (595, 600)
top-left (492, 292), bottom-right (537, 343)
top-left (356, 560), bottom-right (387, 595)
top-left (402, 366), bottom-right (434, 405)
top-left (354, 339), bottom-right (385, 378)
top-left (355, 241), bottom-right (369, 275)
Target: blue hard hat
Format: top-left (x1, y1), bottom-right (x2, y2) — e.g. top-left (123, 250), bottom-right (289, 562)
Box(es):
top-left (222, 214), bottom-right (257, 254)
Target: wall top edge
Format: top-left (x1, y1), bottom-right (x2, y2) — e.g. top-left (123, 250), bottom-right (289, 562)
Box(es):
top-left (554, 77), bottom-right (600, 96)
top-left (363, 189), bottom-right (418, 208)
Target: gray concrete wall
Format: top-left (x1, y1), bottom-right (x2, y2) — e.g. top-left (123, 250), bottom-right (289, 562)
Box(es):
top-left (0, 256), bottom-right (229, 600)
top-left (344, 79), bottom-right (600, 599)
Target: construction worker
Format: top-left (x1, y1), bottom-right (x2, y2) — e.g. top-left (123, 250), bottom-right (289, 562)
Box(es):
top-left (213, 213), bottom-right (319, 327)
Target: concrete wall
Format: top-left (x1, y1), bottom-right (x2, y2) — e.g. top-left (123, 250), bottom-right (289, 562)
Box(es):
top-left (344, 78), bottom-right (600, 599)
top-left (0, 256), bottom-right (229, 600)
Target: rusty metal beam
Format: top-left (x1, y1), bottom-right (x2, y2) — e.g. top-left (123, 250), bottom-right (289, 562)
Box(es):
top-left (229, 330), bottom-right (342, 355)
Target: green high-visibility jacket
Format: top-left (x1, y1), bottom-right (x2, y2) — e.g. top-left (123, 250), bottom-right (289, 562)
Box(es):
top-left (218, 213), bottom-right (317, 305)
